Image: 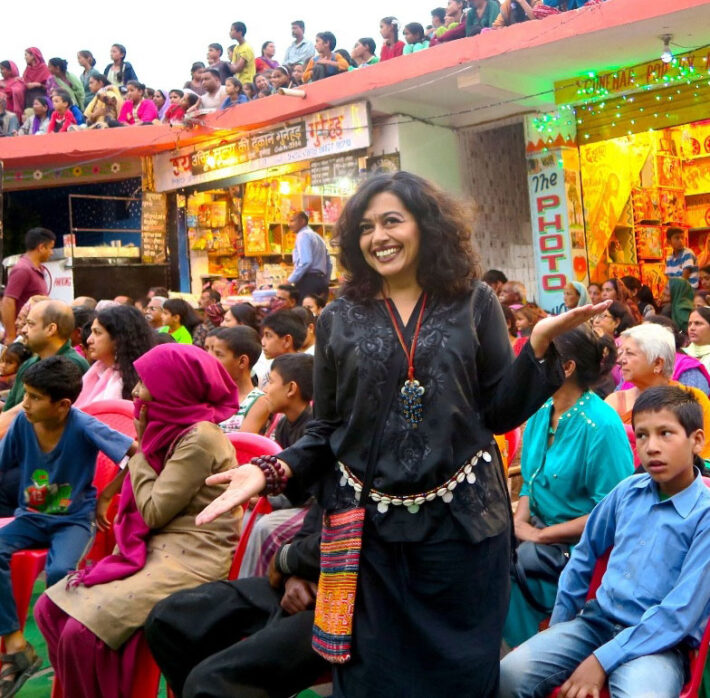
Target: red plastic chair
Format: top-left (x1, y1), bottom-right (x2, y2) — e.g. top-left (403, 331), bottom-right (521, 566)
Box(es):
top-left (225, 432), bottom-right (282, 579)
top-left (549, 478), bottom-right (710, 698)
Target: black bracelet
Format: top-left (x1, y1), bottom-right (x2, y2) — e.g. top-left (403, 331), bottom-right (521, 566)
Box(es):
top-left (250, 455), bottom-right (288, 495)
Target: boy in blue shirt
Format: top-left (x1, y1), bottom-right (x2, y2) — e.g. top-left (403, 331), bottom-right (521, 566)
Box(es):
top-left (500, 385), bottom-right (710, 698)
top-left (0, 356), bottom-right (134, 695)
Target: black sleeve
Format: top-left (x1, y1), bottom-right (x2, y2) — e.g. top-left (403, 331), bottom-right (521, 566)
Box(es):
top-left (474, 283), bottom-right (564, 434)
top-left (275, 503), bottom-right (322, 583)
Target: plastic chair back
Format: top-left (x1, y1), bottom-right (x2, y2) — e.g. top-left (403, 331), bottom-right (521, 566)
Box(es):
top-left (81, 400), bottom-right (137, 567)
top-left (224, 433), bottom-right (281, 579)
top-left (227, 431), bottom-right (282, 464)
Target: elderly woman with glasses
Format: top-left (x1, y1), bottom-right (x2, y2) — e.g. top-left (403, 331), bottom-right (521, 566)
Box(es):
top-left (605, 323), bottom-right (710, 459)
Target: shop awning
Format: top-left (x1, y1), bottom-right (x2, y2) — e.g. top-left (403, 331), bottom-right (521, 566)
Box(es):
top-left (0, 0), bottom-right (708, 170)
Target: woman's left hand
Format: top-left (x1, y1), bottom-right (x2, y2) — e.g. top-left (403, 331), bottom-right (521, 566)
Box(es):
top-left (514, 520), bottom-right (542, 543)
top-left (529, 301), bottom-right (612, 359)
top-left (133, 405), bottom-right (147, 445)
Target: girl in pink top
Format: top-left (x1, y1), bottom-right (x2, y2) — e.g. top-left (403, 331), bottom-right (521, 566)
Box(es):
top-left (379, 17), bottom-right (405, 60)
top-left (118, 80), bottom-right (158, 125)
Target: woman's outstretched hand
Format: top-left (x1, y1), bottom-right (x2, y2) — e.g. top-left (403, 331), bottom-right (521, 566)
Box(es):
top-left (529, 301), bottom-right (612, 359)
top-left (196, 463), bottom-right (268, 525)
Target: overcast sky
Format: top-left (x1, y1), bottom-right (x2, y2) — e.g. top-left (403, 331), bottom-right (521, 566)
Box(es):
top-left (4, 1), bottom-right (444, 90)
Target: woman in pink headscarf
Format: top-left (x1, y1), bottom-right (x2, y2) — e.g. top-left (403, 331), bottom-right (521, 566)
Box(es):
top-left (35, 344), bottom-right (241, 698)
top-left (22, 47), bottom-right (50, 108)
top-left (0, 61), bottom-right (26, 121)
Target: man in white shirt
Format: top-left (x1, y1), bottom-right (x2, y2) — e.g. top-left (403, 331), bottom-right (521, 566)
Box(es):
top-left (188, 69), bottom-right (227, 114)
top-left (283, 21), bottom-right (315, 67)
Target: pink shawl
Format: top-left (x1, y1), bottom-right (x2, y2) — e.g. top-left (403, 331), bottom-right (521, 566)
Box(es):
top-left (72, 344), bottom-right (239, 587)
top-left (22, 47), bottom-right (50, 85)
top-left (0, 62), bottom-right (26, 120)
top-left (74, 361), bottom-right (124, 409)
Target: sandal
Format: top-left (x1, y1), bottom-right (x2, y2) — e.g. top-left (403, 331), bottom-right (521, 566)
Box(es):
top-left (0, 642), bottom-right (41, 697)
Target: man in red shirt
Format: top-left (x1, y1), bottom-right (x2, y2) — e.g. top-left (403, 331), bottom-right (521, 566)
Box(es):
top-left (2, 228), bottom-right (55, 344)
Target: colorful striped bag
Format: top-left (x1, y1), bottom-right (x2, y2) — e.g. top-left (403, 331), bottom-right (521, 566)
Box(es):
top-left (312, 507), bottom-right (366, 663)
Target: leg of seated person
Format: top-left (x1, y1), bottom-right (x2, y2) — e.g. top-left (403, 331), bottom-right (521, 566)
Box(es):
top-left (0, 516), bottom-right (51, 639)
top-left (45, 521), bottom-right (93, 586)
top-left (238, 508), bottom-right (305, 579)
top-left (499, 612), bottom-right (609, 698)
top-left (607, 650), bottom-right (685, 698)
top-left (182, 608), bottom-right (326, 698)
top-left (145, 577), bottom-right (283, 696)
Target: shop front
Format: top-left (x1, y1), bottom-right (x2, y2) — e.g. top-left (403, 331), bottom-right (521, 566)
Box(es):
top-left (152, 101), bottom-right (373, 298)
top-left (1, 157), bottom-right (172, 300)
top-left (525, 47), bottom-right (710, 311)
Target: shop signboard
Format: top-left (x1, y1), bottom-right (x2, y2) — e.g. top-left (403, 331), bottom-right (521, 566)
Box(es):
top-left (141, 192), bottom-right (168, 264)
top-left (554, 47), bottom-right (710, 105)
top-left (309, 153), bottom-right (360, 187)
top-left (45, 259), bottom-right (74, 304)
top-left (526, 148), bottom-right (588, 315)
top-left (153, 101), bottom-right (371, 192)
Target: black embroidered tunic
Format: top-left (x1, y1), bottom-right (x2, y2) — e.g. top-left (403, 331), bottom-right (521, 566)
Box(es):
top-left (280, 281), bottom-right (564, 543)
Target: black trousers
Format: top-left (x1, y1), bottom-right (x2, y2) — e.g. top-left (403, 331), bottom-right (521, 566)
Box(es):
top-left (144, 577), bottom-right (327, 698)
top-left (294, 272), bottom-right (329, 303)
top-left (333, 528), bottom-right (511, 698)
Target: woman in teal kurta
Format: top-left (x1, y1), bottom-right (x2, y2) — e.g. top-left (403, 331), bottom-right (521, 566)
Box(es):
top-left (504, 326), bottom-right (634, 647)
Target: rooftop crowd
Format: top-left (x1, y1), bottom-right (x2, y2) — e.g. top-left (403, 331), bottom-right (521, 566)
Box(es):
top-left (0, 0), bottom-right (607, 135)
top-left (0, 171), bottom-right (707, 698)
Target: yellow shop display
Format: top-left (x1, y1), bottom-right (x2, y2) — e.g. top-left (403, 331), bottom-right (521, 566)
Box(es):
top-left (580, 122), bottom-right (710, 284)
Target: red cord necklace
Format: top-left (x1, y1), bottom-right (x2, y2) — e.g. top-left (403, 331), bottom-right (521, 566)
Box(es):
top-left (383, 293), bottom-right (428, 428)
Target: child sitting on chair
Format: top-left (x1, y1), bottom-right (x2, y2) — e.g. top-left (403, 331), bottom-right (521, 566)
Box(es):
top-left (500, 385), bottom-right (710, 698)
top-left (206, 326), bottom-right (270, 434)
top-left (0, 356), bottom-right (135, 696)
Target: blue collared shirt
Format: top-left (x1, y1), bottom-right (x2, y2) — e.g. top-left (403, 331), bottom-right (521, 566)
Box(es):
top-left (289, 226), bottom-right (332, 283)
top-left (551, 471), bottom-right (710, 673)
top-left (283, 40), bottom-right (315, 67)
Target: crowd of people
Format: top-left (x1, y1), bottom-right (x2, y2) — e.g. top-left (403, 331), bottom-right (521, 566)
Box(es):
top-left (0, 0), bottom-right (608, 135)
top-left (0, 169), bottom-right (706, 698)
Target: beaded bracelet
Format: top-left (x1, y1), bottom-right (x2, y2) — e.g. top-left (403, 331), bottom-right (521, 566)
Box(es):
top-left (250, 455), bottom-right (288, 495)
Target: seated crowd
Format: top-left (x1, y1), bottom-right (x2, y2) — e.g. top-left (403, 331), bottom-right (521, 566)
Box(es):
top-left (0, 218), bottom-right (706, 698)
top-left (0, 0), bottom-right (608, 135)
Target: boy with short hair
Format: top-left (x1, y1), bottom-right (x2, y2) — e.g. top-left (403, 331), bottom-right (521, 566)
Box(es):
top-left (265, 353), bottom-right (314, 448)
top-left (665, 226), bottom-right (698, 288)
top-left (253, 310), bottom-right (307, 389)
top-left (0, 356), bottom-right (135, 692)
top-left (206, 326), bottom-right (270, 434)
top-left (500, 385), bottom-right (710, 698)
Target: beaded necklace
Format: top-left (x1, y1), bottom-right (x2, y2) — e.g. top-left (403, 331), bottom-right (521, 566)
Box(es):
top-left (383, 293), bottom-right (428, 428)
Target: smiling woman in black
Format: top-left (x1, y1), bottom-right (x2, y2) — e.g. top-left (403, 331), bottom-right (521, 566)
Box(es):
top-left (197, 172), bottom-right (608, 697)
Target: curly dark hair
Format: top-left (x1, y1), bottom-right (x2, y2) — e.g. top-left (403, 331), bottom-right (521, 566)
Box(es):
top-left (96, 305), bottom-right (156, 399)
top-left (337, 172), bottom-right (480, 301)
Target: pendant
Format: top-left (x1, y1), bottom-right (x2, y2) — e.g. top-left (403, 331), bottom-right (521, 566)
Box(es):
top-left (401, 379), bottom-right (425, 428)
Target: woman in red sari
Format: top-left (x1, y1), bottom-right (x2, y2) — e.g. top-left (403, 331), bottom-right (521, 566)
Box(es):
top-left (0, 62), bottom-right (26, 121)
top-left (22, 47), bottom-right (50, 108)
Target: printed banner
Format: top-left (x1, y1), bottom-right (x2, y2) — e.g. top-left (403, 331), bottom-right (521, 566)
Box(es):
top-left (153, 102), bottom-right (370, 191)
